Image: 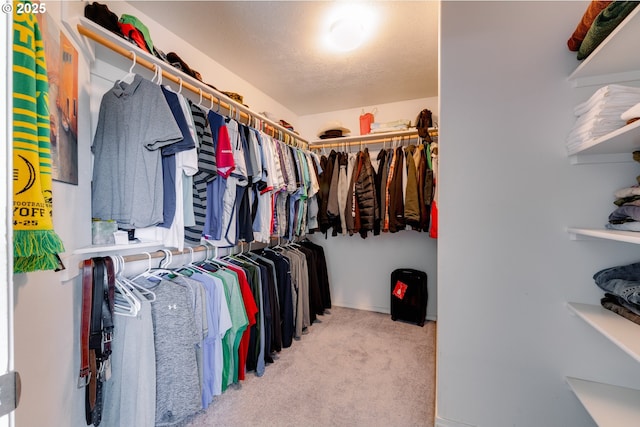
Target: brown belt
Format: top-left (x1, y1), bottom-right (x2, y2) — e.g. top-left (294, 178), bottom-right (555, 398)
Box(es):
top-left (78, 259), bottom-right (94, 388)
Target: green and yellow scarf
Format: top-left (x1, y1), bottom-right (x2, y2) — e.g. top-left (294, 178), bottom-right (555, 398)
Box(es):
top-left (13, 2), bottom-right (65, 273)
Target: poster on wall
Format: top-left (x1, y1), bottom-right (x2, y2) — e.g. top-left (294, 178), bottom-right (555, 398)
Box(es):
top-left (37, 8), bottom-right (79, 185)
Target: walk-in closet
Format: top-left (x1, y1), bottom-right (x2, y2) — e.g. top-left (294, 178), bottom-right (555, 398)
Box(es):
top-left (6, 1), bottom-right (640, 427)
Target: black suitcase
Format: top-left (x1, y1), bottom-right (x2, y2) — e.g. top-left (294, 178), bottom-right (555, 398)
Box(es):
top-left (390, 268), bottom-right (428, 327)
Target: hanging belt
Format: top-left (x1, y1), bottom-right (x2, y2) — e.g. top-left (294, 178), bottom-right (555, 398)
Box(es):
top-left (85, 257), bottom-right (105, 425)
top-left (79, 256), bottom-right (116, 426)
top-left (78, 259), bottom-right (94, 388)
top-left (92, 257), bottom-right (115, 426)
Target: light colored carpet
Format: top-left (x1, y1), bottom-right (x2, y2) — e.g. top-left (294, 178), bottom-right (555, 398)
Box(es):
top-left (185, 306), bottom-right (436, 427)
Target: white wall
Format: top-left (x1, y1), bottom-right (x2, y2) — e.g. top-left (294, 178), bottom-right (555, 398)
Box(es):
top-left (438, 2), bottom-right (640, 427)
top-left (299, 98), bottom-right (439, 319)
top-left (297, 97), bottom-right (438, 141)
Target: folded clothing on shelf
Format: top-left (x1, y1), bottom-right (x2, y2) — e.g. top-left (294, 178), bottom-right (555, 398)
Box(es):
top-left (566, 84), bottom-right (640, 153)
top-left (566, 1), bottom-right (612, 52)
top-left (606, 151), bottom-right (640, 231)
top-left (370, 119), bottom-right (411, 134)
top-left (85, 2), bottom-right (123, 38)
top-left (593, 261), bottom-right (640, 316)
top-left (577, 1), bottom-right (639, 60)
top-left (601, 293), bottom-right (640, 325)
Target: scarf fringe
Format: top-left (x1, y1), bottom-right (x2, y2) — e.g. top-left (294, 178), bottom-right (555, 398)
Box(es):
top-left (14, 230), bottom-right (65, 273)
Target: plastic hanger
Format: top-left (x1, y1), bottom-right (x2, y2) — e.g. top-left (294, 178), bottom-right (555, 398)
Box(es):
top-left (150, 64), bottom-right (159, 84)
top-left (131, 251), bottom-right (171, 281)
top-left (177, 77), bottom-right (183, 94)
top-left (178, 246), bottom-right (210, 276)
top-left (151, 64), bottom-right (163, 86)
top-left (197, 89), bottom-right (204, 108)
top-left (110, 255), bottom-right (140, 317)
top-left (118, 254), bottom-right (156, 302)
top-left (117, 51), bottom-right (137, 84)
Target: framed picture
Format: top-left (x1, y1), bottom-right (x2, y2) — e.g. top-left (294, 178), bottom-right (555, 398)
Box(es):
top-left (37, 8), bottom-right (79, 185)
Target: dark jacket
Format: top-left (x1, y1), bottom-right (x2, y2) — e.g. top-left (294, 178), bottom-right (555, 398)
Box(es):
top-left (388, 147), bottom-right (406, 233)
top-left (355, 149), bottom-right (378, 238)
top-left (373, 149), bottom-right (387, 235)
top-left (318, 150), bottom-right (336, 234)
top-left (416, 145), bottom-right (430, 232)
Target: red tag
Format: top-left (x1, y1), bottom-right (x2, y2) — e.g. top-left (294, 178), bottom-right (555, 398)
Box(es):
top-left (393, 280), bottom-right (408, 300)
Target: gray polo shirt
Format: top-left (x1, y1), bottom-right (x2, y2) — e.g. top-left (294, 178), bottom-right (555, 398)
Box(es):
top-left (92, 74), bottom-right (183, 228)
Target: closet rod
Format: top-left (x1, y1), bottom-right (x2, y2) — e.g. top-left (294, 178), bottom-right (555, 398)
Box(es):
top-left (77, 23), bottom-right (308, 149)
top-left (79, 235), bottom-right (300, 267)
top-left (311, 132), bottom-right (422, 150)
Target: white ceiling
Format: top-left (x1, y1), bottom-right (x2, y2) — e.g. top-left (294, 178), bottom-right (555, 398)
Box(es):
top-left (129, 1), bottom-right (439, 116)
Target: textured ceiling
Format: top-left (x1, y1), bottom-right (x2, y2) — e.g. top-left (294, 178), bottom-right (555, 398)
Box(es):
top-left (129, 1), bottom-right (439, 116)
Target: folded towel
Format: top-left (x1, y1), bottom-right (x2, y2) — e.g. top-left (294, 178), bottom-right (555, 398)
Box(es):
top-left (578, 1), bottom-right (639, 60)
top-left (568, 1), bottom-right (613, 51)
top-left (622, 102), bottom-right (640, 121)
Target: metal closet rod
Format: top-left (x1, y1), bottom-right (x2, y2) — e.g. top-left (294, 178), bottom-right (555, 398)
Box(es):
top-left (77, 23), bottom-right (308, 149)
top-left (80, 234), bottom-right (304, 267)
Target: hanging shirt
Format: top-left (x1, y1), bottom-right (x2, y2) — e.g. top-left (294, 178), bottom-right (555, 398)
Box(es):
top-left (92, 74), bottom-right (182, 228)
top-left (184, 102), bottom-right (217, 245)
top-left (176, 93), bottom-right (199, 228)
top-left (159, 86), bottom-right (198, 250)
top-left (190, 271), bottom-right (231, 403)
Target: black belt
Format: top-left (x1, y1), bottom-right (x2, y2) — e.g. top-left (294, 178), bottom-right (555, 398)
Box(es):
top-left (82, 257), bottom-right (115, 426)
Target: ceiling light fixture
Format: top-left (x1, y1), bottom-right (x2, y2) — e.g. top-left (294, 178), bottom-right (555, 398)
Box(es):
top-left (322, 3), bottom-right (377, 53)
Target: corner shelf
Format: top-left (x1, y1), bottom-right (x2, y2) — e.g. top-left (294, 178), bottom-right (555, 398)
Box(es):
top-left (567, 228), bottom-right (640, 245)
top-left (566, 377), bottom-right (640, 427)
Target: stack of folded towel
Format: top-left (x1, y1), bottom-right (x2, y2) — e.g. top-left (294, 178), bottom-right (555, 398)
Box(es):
top-left (566, 84), bottom-right (640, 153)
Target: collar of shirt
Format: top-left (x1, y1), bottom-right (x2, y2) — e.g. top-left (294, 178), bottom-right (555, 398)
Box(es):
top-left (111, 74), bottom-right (143, 98)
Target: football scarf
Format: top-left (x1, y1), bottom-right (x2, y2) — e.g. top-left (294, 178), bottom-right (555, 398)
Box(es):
top-left (13, 2), bottom-right (65, 273)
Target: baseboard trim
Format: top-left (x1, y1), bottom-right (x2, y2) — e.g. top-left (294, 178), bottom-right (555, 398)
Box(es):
top-left (435, 416), bottom-right (476, 427)
top-left (333, 302), bottom-right (437, 322)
